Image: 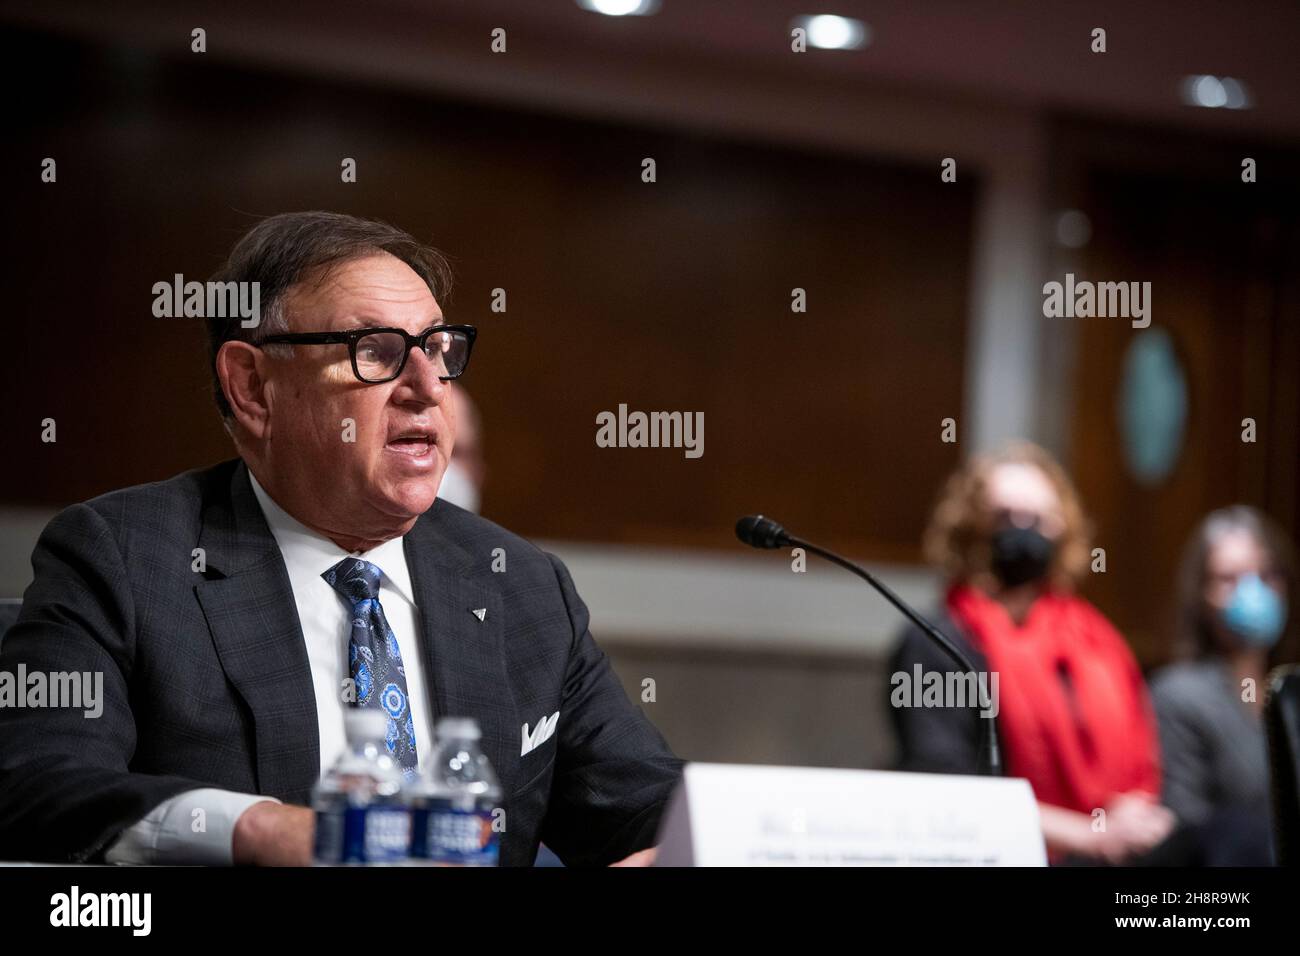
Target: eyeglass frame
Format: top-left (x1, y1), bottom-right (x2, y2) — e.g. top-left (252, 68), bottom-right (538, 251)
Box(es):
top-left (255, 323), bottom-right (478, 383)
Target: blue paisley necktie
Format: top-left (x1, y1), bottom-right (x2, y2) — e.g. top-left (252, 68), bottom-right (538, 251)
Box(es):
top-left (322, 557), bottom-right (419, 774)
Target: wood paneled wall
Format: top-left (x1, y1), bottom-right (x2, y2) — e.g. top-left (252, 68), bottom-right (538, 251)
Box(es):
top-left (4, 30), bottom-right (974, 562)
top-left (1055, 119), bottom-right (1300, 663)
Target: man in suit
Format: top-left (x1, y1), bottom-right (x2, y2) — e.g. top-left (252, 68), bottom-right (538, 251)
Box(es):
top-left (0, 211), bottom-right (683, 866)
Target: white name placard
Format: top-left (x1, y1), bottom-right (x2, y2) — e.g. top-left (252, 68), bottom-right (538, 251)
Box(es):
top-left (654, 763), bottom-right (1046, 866)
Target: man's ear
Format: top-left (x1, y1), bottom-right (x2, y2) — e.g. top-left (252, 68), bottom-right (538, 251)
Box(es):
top-left (217, 340), bottom-right (273, 439)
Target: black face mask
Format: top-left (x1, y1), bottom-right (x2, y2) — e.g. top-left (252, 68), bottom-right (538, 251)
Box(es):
top-left (989, 526), bottom-right (1054, 588)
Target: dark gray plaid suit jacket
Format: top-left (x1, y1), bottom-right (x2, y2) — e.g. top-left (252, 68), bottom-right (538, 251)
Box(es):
top-left (0, 459), bottom-right (682, 865)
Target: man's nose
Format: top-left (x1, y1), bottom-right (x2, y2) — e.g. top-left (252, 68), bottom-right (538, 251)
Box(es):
top-left (394, 346), bottom-right (447, 405)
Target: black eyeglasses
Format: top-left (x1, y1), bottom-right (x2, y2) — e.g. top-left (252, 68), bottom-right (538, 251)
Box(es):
top-left (257, 324), bottom-right (477, 384)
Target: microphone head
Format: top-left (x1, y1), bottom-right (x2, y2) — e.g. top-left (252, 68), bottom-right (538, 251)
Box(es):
top-left (735, 515), bottom-right (789, 549)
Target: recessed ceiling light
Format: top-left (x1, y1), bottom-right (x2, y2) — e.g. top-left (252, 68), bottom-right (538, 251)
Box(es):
top-left (792, 14), bottom-right (871, 51)
top-left (1181, 75), bottom-right (1253, 110)
top-left (576, 0), bottom-right (661, 16)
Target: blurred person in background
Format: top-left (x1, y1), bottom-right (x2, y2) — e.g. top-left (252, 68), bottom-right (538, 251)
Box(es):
top-left (1150, 505), bottom-right (1296, 865)
top-left (437, 387), bottom-right (485, 513)
top-left (890, 442), bottom-right (1175, 863)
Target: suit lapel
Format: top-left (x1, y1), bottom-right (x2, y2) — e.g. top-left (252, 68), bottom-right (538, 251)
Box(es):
top-left (404, 508), bottom-right (515, 792)
top-left (194, 461), bottom-right (321, 802)
top-left (190, 465), bottom-right (516, 802)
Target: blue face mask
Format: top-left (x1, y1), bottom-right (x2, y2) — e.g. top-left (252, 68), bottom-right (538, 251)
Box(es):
top-left (1221, 573), bottom-right (1287, 648)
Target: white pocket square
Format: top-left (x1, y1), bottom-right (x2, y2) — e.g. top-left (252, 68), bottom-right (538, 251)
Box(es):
top-left (521, 711), bottom-right (560, 757)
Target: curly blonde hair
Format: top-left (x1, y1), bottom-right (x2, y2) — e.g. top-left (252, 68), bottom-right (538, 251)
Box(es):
top-left (923, 441), bottom-right (1092, 591)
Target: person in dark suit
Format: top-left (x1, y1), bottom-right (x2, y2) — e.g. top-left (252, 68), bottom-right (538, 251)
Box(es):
top-left (0, 211), bottom-right (682, 866)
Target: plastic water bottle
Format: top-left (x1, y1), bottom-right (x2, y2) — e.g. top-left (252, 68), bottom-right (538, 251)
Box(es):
top-left (410, 717), bottom-right (502, 866)
top-left (312, 709), bottom-right (413, 865)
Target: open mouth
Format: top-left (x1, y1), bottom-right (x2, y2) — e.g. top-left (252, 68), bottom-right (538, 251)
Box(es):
top-left (385, 431), bottom-right (437, 459)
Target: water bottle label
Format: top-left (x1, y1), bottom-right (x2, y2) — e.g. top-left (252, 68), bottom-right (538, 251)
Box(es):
top-left (425, 807), bottom-right (499, 866)
top-left (363, 808), bottom-right (411, 863)
top-left (315, 806), bottom-right (410, 864)
top-left (314, 807), bottom-right (347, 864)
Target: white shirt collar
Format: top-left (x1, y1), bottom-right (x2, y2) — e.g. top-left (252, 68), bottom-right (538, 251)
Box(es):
top-left (246, 468), bottom-right (416, 606)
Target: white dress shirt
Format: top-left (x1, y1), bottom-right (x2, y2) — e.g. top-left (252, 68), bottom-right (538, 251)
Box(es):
top-left (105, 471), bottom-right (434, 864)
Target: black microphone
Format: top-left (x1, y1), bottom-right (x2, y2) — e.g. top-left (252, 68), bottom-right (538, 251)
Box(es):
top-left (735, 514), bottom-right (789, 550)
top-left (735, 514), bottom-right (1002, 776)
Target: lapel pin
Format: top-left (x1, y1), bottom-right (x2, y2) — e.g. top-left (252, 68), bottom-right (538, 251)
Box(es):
top-left (471, 608), bottom-right (487, 622)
